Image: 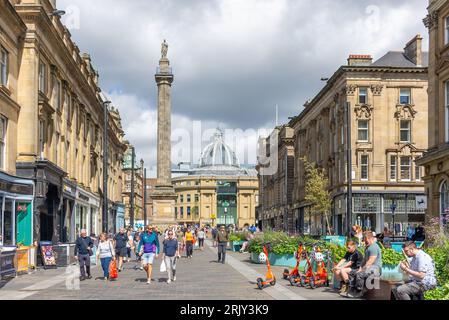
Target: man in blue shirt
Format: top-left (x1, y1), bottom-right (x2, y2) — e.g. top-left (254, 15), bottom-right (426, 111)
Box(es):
top-left (137, 225), bottom-right (160, 284)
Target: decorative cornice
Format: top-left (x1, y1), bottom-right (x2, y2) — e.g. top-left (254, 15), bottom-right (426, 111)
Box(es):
top-left (394, 104), bottom-right (417, 119)
top-left (423, 11), bottom-right (439, 30)
top-left (354, 104), bottom-right (374, 120)
top-left (345, 84), bottom-right (357, 96)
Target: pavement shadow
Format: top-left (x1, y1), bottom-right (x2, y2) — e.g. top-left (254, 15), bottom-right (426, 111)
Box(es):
top-left (158, 278), bottom-right (168, 282)
top-left (134, 278), bottom-right (154, 283)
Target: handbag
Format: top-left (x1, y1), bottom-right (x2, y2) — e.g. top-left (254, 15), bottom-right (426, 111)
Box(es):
top-left (160, 259), bottom-right (167, 273)
top-left (109, 260), bottom-right (118, 279)
top-left (80, 237), bottom-right (93, 256)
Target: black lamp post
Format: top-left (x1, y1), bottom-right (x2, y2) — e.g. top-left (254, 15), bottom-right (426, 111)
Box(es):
top-left (102, 99), bottom-right (111, 233)
top-left (130, 146), bottom-right (135, 228)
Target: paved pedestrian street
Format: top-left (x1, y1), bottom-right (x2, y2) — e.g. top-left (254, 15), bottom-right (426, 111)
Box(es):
top-left (0, 240), bottom-right (345, 300)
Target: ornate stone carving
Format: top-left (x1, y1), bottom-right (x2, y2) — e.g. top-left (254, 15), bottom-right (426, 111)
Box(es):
top-left (423, 11), bottom-right (438, 30)
top-left (333, 92), bottom-right (340, 104)
top-left (370, 84), bottom-right (383, 96)
top-left (344, 84), bottom-right (357, 96)
top-left (354, 104), bottom-right (374, 120)
top-left (394, 104), bottom-right (417, 119)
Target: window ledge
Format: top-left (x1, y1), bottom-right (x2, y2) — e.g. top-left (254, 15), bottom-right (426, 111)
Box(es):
top-left (0, 84), bottom-right (11, 96)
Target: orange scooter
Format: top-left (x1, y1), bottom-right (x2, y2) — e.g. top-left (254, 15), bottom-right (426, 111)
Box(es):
top-left (300, 246), bottom-right (329, 289)
top-left (283, 243), bottom-right (304, 280)
top-left (256, 243), bottom-right (276, 290)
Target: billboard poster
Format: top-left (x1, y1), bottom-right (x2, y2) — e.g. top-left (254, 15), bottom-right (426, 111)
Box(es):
top-left (40, 245), bottom-right (57, 267)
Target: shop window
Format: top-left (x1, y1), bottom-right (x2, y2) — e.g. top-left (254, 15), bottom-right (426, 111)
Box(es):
top-left (399, 88), bottom-right (411, 105)
top-left (400, 156), bottom-right (411, 181)
top-left (0, 46), bottom-right (8, 86)
top-left (441, 181), bottom-right (449, 226)
top-left (358, 120), bottom-right (369, 142)
top-left (3, 199), bottom-right (13, 245)
top-left (0, 116), bottom-right (6, 170)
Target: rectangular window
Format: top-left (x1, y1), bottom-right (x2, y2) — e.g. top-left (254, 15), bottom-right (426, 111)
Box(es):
top-left (400, 120), bottom-right (411, 143)
top-left (446, 16), bottom-right (449, 45)
top-left (360, 155), bottom-right (369, 181)
top-left (358, 120), bottom-right (369, 142)
top-left (400, 157), bottom-right (411, 181)
top-left (446, 81), bottom-right (449, 142)
top-left (415, 163), bottom-right (421, 181)
top-left (0, 116), bottom-right (6, 169)
top-left (359, 87), bottom-right (368, 104)
top-left (400, 88), bottom-right (411, 105)
top-left (187, 194), bottom-right (191, 202)
top-left (39, 120), bottom-right (45, 159)
top-left (390, 156), bottom-right (397, 181)
top-left (180, 207), bottom-right (184, 217)
top-left (0, 46), bottom-right (8, 86)
top-left (54, 79), bottom-right (61, 110)
top-left (187, 207), bottom-right (191, 217)
top-left (39, 61), bottom-right (47, 93)
top-left (195, 194), bottom-right (199, 202)
top-left (180, 195), bottom-right (184, 203)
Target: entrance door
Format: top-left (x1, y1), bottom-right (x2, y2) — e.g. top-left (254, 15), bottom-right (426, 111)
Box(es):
top-left (16, 202), bottom-right (32, 246)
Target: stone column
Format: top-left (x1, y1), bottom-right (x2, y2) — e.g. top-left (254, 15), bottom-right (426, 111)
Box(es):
top-left (151, 46), bottom-right (177, 228)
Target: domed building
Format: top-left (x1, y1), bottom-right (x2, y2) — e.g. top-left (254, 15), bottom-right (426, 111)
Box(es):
top-left (172, 131), bottom-right (259, 228)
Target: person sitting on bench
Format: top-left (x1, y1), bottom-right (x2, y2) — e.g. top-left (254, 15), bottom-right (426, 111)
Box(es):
top-left (392, 241), bottom-right (437, 300)
top-left (333, 240), bottom-right (363, 297)
top-left (347, 231), bottom-right (382, 298)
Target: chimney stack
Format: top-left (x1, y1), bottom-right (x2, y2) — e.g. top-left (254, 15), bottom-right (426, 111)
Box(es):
top-left (347, 55), bottom-right (373, 66)
top-left (404, 34), bottom-right (423, 66)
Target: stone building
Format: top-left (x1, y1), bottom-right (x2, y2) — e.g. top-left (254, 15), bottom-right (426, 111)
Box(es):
top-left (122, 142), bottom-right (144, 226)
top-left (0, 0), bottom-right (127, 245)
top-left (418, 0), bottom-right (449, 229)
top-left (258, 35), bottom-right (429, 236)
top-left (256, 126), bottom-right (295, 232)
top-left (0, 0), bottom-right (34, 246)
top-left (172, 131), bottom-right (259, 228)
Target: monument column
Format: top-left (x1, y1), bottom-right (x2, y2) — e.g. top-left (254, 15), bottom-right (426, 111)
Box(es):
top-left (151, 40), bottom-right (177, 227)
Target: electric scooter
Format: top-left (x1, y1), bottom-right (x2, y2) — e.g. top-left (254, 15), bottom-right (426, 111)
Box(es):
top-left (256, 243), bottom-right (276, 290)
top-left (283, 243), bottom-right (304, 280)
top-left (300, 246), bottom-right (330, 289)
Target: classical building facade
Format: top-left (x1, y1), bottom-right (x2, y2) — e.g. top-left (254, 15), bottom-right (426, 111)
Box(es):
top-left (256, 126), bottom-right (295, 232)
top-left (122, 143), bottom-right (144, 226)
top-left (258, 35), bottom-right (429, 236)
top-left (0, 0), bottom-right (127, 244)
top-left (0, 0), bottom-right (34, 246)
top-left (418, 0), bottom-right (449, 229)
top-left (172, 131), bottom-right (259, 228)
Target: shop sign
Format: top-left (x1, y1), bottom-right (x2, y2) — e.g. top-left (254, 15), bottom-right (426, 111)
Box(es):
top-left (0, 180), bottom-right (33, 195)
top-left (40, 245), bottom-right (57, 267)
top-left (416, 196), bottom-right (427, 210)
top-left (78, 193), bottom-right (90, 202)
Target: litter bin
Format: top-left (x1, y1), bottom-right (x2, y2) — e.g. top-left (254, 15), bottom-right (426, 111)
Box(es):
top-left (0, 246), bottom-right (17, 279)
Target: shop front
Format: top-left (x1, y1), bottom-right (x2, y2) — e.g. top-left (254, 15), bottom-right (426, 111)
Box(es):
top-left (74, 188), bottom-right (100, 238)
top-left (0, 171), bottom-right (34, 247)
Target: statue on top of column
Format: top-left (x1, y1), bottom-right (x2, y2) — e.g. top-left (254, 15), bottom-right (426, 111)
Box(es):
top-left (161, 39), bottom-right (168, 59)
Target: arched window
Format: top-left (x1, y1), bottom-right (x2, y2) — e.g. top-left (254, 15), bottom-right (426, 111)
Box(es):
top-left (440, 180), bottom-right (449, 226)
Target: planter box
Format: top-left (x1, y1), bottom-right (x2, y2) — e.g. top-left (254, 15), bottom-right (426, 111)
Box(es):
top-left (323, 236), bottom-right (347, 247)
top-left (250, 252), bottom-right (298, 268)
top-left (231, 241), bottom-right (244, 252)
top-left (381, 264), bottom-right (405, 282)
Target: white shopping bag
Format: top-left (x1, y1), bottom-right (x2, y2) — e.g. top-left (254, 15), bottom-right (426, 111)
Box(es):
top-left (160, 260), bottom-right (167, 273)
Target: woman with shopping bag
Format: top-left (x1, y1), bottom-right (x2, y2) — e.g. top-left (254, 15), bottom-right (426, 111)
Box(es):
top-left (163, 230), bottom-right (180, 283)
top-left (96, 233), bottom-right (116, 281)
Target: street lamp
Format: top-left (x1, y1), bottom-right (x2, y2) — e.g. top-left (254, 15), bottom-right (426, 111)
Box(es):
top-left (49, 9), bottom-right (66, 17)
top-left (130, 146), bottom-right (135, 228)
top-left (102, 98), bottom-right (111, 234)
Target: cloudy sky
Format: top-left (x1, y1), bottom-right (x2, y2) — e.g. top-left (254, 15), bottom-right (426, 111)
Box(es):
top-left (58, 0), bottom-right (428, 177)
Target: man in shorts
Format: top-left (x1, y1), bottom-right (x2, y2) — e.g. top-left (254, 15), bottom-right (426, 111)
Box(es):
top-left (114, 227), bottom-right (128, 272)
top-left (137, 225), bottom-right (160, 284)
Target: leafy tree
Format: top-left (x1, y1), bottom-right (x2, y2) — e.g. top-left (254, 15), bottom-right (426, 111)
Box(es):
top-left (301, 157), bottom-right (333, 235)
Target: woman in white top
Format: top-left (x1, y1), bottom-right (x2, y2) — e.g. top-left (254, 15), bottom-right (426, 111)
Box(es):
top-left (96, 232), bottom-right (116, 281)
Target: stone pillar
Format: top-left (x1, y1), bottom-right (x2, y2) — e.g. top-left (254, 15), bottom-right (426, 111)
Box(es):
top-left (151, 45), bottom-right (177, 228)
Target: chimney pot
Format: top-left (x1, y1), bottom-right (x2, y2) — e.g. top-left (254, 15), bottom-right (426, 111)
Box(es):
top-left (347, 55), bottom-right (373, 66)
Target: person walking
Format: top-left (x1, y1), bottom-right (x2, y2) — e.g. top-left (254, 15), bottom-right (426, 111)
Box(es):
top-left (212, 227), bottom-right (218, 248)
top-left (126, 230), bottom-right (133, 263)
top-left (217, 225), bottom-right (229, 264)
top-left (74, 229), bottom-right (94, 281)
top-left (163, 230), bottom-right (180, 283)
top-left (184, 227), bottom-right (195, 259)
top-left (197, 228), bottom-right (205, 250)
top-left (137, 225), bottom-right (160, 284)
top-left (176, 227), bottom-right (184, 258)
top-left (96, 233), bottom-right (116, 281)
top-left (133, 233), bottom-right (143, 270)
top-left (114, 227), bottom-right (128, 272)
